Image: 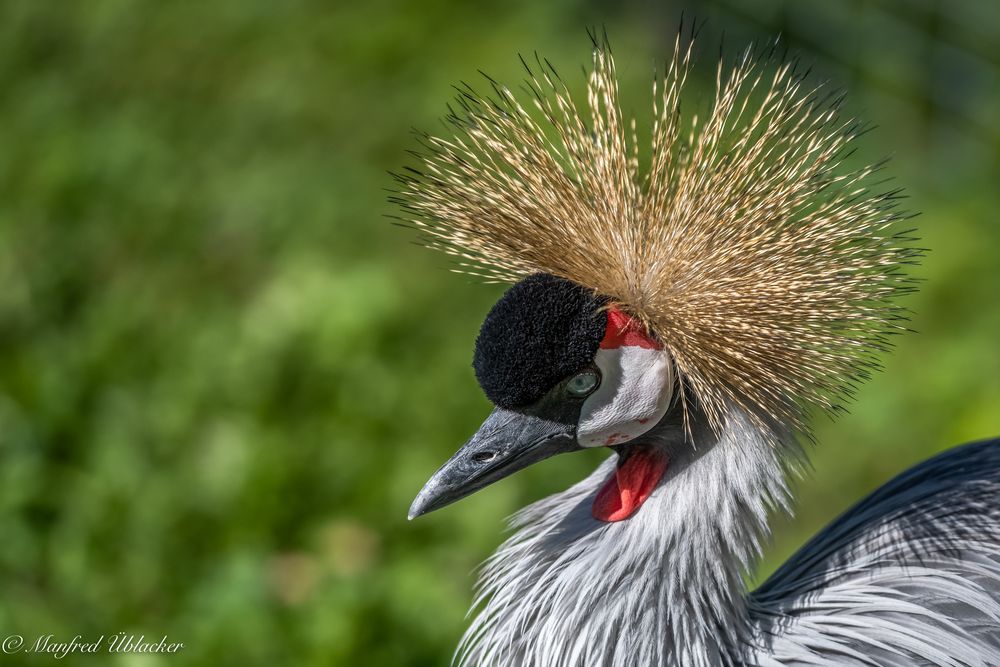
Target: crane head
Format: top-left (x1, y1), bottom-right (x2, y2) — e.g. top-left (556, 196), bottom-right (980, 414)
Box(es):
top-left (409, 273), bottom-right (675, 522)
top-left (398, 36), bottom-right (919, 524)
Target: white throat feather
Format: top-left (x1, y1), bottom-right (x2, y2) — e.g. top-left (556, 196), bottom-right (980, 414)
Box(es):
top-left (458, 405), bottom-right (801, 667)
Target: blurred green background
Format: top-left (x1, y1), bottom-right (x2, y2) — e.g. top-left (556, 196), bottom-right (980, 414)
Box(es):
top-left (0, 0), bottom-right (998, 664)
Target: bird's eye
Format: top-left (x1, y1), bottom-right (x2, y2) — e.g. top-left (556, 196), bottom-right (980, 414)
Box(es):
top-left (566, 370), bottom-right (600, 397)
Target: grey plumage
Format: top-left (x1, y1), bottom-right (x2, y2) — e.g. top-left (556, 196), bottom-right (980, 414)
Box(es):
top-left (458, 403), bottom-right (1000, 666)
top-left (750, 440), bottom-right (1000, 666)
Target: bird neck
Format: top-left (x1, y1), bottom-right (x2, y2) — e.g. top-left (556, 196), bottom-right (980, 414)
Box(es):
top-left (458, 406), bottom-right (797, 667)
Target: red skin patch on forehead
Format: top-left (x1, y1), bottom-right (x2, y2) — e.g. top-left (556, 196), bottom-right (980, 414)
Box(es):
top-left (599, 307), bottom-right (662, 350)
top-left (592, 448), bottom-right (669, 522)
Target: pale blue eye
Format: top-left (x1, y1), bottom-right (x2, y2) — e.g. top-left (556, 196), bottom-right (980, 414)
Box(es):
top-left (566, 370), bottom-right (600, 397)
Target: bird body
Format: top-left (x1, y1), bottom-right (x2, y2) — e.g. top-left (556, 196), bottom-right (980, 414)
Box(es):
top-left (394, 31), bottom-right (1000, 666)
top-left (459, 402), bottom-right (1000, 666)
top-left (751, 439), bottom-right (1000, 666)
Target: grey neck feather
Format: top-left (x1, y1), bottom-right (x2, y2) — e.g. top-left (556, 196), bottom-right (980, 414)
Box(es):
top-left (457, 403), bottom-right (800, 667)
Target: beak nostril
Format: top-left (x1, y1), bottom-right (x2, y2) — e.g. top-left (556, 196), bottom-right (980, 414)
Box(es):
top-left (471, 451), bottom-right (497, 464)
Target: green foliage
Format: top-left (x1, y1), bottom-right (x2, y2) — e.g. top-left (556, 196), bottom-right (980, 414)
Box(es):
top-left (0, 1), bottom-right (997, 665)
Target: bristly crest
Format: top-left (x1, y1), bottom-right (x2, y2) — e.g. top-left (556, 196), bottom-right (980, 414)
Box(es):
top-left (390, 32), bottom-right (920, 439)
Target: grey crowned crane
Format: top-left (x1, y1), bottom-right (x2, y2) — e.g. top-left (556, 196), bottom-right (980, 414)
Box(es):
top-left (392, 35), bottom-right (1000, 666)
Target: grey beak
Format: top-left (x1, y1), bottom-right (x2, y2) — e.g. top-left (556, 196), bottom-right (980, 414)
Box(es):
top-left (408, 407), bottom-right (580, 519)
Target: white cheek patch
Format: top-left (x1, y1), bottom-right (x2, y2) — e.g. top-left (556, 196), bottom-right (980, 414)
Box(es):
top-left (578, 347), bottom-right (674, 447)
top-left (577, 308), bottom-right (674, 448)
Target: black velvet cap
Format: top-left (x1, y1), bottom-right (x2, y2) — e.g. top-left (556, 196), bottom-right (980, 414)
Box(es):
top-left (473, 274), bottom-right (610, 409)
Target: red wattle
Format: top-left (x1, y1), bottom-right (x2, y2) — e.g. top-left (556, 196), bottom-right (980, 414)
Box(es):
top-left (592, 449), bottom-right (669, 522)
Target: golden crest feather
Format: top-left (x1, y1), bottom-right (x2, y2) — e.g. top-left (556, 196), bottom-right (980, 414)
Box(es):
top-left (392, 34), bottom-right (919, 438)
